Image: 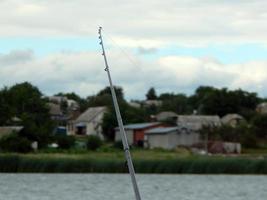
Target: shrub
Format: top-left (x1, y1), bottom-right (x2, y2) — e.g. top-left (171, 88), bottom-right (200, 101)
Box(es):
top-left (113, 141), bottom-right (123, 150)
top-left (0, 133), bottom-right (32, 153)
top-left (55, 135), bottom-right (75, 149)
top-left (86, 135), bottom-right (102, 150)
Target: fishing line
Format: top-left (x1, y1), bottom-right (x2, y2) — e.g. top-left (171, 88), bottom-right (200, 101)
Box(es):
top-left (101, 31), bottom-right (142, 70)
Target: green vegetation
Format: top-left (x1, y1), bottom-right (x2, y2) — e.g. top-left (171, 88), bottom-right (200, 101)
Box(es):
top-left (86, 135), bottom-right (102, 150)
top-left (113, 141), bottom-right (123, 149)
top-left (146, 87), bottom-right (157, 100)
top-left (1, 82), bottom-right (267, 152)
top-left (0, 153), bottom-right (266, 174)
top-left (55, 135), bottom-right (76, 149)
top-left (0, 133), bottom-right (32, 153)
top-left (0, 82), bottom-right (55, 148)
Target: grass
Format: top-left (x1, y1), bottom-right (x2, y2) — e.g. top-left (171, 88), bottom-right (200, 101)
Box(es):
top-left (242, 148), bottom-right (267, 155)
top-left (0, 150), bottom-right (266, 174)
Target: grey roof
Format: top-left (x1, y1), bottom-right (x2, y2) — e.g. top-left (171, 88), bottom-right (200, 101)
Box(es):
top-left (155, 111), bottom-right (178, 121)
top-left (0, 126), bottom-right (24, 135)
top-left (117, 122), bottom-right (160, 130)
top-left (75, 106), bottom-right (107, 123)
top-left (177, 115), bottom-right (221, 130)
top-left (221, 114), bottom-right (244, 124)
top-left (48, 96), bottom-right (68, 103)
top-left (145, 127), bottom-right (179, 135)
top-left (47, 103), bottom-right (62, 116)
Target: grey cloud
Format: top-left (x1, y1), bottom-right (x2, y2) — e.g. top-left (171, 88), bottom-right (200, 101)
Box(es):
top-left (137, 47), bottom-right (158, 55)
top-left (0, 49), bottom-right (34, 65)
top-left (1, 50), bottom-right (267, 100)
top-left (1, 1), bottom-right (267, 45)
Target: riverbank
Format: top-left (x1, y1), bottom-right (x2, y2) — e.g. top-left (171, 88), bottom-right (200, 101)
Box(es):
top-left (0, 152), bottom-right (266, 174)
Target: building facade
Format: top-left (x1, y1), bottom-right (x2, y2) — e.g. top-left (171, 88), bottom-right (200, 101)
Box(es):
top-left (67, 106), bottom-right (107, 139)
top-left (115, 122), bottom-right (162, 146)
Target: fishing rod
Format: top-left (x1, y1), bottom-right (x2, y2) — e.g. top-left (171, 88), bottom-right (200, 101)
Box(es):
top-left (98, 27), bottom-right (142, 200)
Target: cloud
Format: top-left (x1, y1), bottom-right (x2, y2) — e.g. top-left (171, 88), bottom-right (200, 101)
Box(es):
top-left (1, 0), bottom-right (267, 47)
top-left (0, 49), bottom-right (34, 65)
top-left (16, 4), bottom-right (46, 15)
top-left (0, 49), bottom-right (267, 99)
top-left (137, 47), bottom-right (158, 55)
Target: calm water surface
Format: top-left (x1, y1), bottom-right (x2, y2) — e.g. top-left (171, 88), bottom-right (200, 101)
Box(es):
top-left (0, 174), bottom-right (266, 200)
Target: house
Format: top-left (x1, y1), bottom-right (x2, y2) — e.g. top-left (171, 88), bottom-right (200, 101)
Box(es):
top-left (145, 126), bottom-right (200, 149)
top-left (155, 111), bottom-right (178, 122)
top-left (221, 114), bottom-right (245, 127)
top-left (0, 126), bottom-right (24, 139)
top-left (66, 99), bottom-right (80, 111)
top-left (47, 102), bottom-right (63, 121)
top-left (68, 106), bottom-right (107, 139)
top-left (115, 122), bottom-right (162, 146)
top-left (128, 101), bottom-right (141, 108)
top-left (174, 115), bottom-right (221, 147)
top-left (47, 96), bottom-right (68, 104)
top-left (177, 115), bottom-right (221, 131)
top-left (47, 95), bottom-right (80, 114)
top-left (256, 102), bottom-right (267, 114)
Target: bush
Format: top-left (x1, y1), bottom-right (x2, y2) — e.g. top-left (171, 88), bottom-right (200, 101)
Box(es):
top-left (113, 141), bottom-right (123, 150)
top-left (55, 135), bottom-right (75, 149)
top-left (0, 133), bottom-right (32, 153)
top-left (86, 135), bottom-right (102, 150)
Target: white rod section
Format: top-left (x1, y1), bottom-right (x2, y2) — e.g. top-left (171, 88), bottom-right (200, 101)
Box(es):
top-left (98, 27), bottom-right (142, 200)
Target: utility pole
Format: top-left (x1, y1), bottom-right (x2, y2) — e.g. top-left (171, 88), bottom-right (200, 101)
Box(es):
top-left (98, 27), bottom-right (142, 200)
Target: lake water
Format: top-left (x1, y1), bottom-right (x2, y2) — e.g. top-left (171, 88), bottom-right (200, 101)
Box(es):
top-left (0, 174), bottom-right (266, 200)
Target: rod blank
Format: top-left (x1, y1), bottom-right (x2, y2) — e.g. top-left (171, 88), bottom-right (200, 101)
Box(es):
top-left (98, 27), bottom-right (142, 200)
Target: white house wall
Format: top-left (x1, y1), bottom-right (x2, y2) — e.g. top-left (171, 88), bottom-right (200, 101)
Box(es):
top-left (147, 134), bottom-right (169, 149)
top-left (71, 111), bottom-right (106, 139)
top-left (177, 132), bottom-right (199, 146)
top-left (147, 131), bottom-right (200, 150)
top-left (168, 132), bottom-right (179, 149)
top-left (115, 129), bottom-right (134, 145)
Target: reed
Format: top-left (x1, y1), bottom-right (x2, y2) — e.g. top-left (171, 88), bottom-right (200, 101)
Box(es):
top-left (0, 154), bottom-right (266, 174)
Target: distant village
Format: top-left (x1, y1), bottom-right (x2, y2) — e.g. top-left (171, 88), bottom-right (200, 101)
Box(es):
top-left (1, 82), bottom-right (267, 154)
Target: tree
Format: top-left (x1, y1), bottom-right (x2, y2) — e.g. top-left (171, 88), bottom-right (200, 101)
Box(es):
top-left (251, 114), bottom-right (267, 139)
top-left (93, 86), bottom-right (147, 140)
top-left (86, 135), bottom-right (102, 150)
top-left (146, 87), bottom-right (157, 100)
top-left (0, 82), bottom-right (55, 148)
top-left (199, 123), bottom-right (258, 148)
top-left (56, 135), bottom-right (75, 149)
top-left (97, 86), bottom-right (124, 100)
top-left (0, 87), bottom-right (12, 125)
top-left (159, 93), bottom-right (191, 114)
top-left (102, 101), bottom-right (146, 141)
top-left (87, 86), bottom-right (124, 108)
top-left (0, 132), bottom-right (32, 153)
top-left (190, 86), bottom-right (260, 117)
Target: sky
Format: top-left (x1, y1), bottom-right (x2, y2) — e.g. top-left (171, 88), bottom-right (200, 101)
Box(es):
top-left (1, 0), bottom-right (267, 100)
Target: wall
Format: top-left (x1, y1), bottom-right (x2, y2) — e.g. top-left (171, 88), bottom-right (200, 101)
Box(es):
top-left (147, 131), bottom-right (178, 149)
top-left (146, 130), bottom-right (200, 150)
top-left (133, 124), bottom-right (163, 145)
top-left (177, 131), bottom-right (200, 146)
top-left (115, 129), bottom-right (134, 145)
top-left (147, 134), bottom-right (170, 149)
